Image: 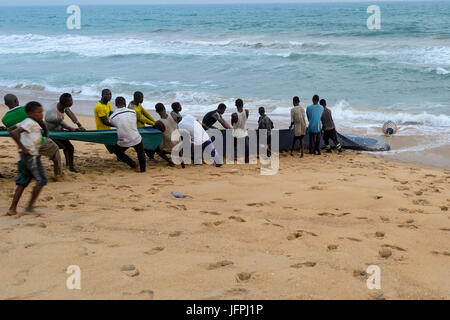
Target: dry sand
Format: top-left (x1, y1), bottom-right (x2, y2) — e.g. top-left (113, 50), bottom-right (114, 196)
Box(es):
top-left (0, 110), bottom-right (449, 300)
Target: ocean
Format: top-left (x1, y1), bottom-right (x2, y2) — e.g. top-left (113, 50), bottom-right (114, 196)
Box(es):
top-left (0, 2), bottom-right (449, 165)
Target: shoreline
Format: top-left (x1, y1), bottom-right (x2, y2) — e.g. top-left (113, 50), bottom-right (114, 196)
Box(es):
top-left (1, 85), bottom-right (449, 169)
top-left (0, 125), bottom-right (449, 299)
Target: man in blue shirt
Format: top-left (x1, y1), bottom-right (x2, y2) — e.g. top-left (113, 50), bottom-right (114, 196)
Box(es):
top-left (306, 95), bottom-right (324, 155)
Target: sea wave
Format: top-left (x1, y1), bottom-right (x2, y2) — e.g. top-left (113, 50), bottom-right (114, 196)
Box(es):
top-left (332, 100), bottom-right (450, 128)
top-left (435, 67), bottom-right (450, 75)
top-left (272, 100), bottom-right (450, 129)
top-left (1, 33), bottom-right (449, 70)
top-left (2, 78), bottom-right (450, 130)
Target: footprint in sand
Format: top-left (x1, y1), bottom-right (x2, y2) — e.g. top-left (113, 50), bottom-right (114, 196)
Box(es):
top-left (236, 272), bottom-right (253, 282)
top-left (247, 203), bottom-right (266, 207)
top-left (83, 238), bottom-right (103, 244)
top-left (346, 237), bottom-right (363, 242)
top-left (226, 288), bottom-right (248, 296)
top-left (147, 187), bottom-right (159, 194)
top-left (287, 232), bottom-right (303, 240)
top-left (413, 199), bottom-right (430, 206)
top-left (229, 216), bottom-right (246, 223)
top-left (382, 244), bottom-right (407, 252)
top-left (337, 212), bottom-right (351, 217)
top-left (169, 231), bottom-right (183, 237)
top-left (353, 269), bottom-right (368, 280)
top-left (271, 223), bottom-right (284, 228)
top-left (431, 251), bottom-right (450, 256)
top-left (167, 205), bottom-right (187, 211)
top-left (398, 224), bottom-right (419, 230)
top-left (290, 262), bottom-right (316, 269)
top-left (121, 264), bottom-right (140, 277)
top-left (201, 210), bottom-right (222, 216)
top-left (144, 247), bottom-right (165, 255)
top-left (440, 228), bottom-right (450, 232)
top-left (287, 230), bottom-right (317, 240)
top-left (202, 221), bottom-right (225, 227)
top-left (440, 206), bottom-right (448, 212)
top-left (310, 186), bottom-right (326, 191)
top-left (375, 231), bottom-right (385, 239)
top-left (207, 260), bottom-right (234, 270)
top-left (328, 244), bottom-right (339, 251)
top-left (24, 222), bottom-right (47, 229)
top-left (318, 212), bottom-right (335, 217)
top-left (379, 248), bottom-right (393, 258)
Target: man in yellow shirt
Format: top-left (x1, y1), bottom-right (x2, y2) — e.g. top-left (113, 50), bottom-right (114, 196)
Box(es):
top-left (128, 91), bottom-right (155, 127)
top-left (128, 91), bottom-right (156, 159)
top-left (94, 89), bottom-right (113, 130)
top-left (94, 89), bottom-right (115, 153)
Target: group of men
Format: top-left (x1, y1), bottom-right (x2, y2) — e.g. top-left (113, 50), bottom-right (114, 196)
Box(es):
top-left (1, 90), bottom-right (341, 216)
top-left (290, 94), bottom-right (342, 157)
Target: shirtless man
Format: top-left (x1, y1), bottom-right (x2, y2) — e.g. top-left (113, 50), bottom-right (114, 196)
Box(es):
top-left (45, 93), bottom-right (86, 172)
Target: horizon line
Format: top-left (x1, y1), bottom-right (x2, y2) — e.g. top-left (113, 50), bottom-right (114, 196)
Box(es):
top-left (0, 0), bottom-right (446, 7)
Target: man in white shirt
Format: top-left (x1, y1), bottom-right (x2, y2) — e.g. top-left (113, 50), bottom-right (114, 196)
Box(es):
top-left (110, 97), bottom-right (146, 173)
top-left (178, 114), bottom-right (222, 167)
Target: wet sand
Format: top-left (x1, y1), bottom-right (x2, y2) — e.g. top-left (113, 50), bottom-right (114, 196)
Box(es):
top-left (0, 108), bottom-right (449, 300)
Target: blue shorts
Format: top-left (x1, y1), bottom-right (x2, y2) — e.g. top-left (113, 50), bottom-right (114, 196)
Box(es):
top-left (16, 154), bottom-right (47, 187)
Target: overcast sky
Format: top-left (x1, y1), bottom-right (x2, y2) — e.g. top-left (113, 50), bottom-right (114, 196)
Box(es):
top-left (0, 0), bottom-right (443, 6)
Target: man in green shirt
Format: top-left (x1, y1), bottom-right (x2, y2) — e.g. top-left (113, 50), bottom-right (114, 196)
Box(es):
top-left (2, 94), bottom-right (62, 177)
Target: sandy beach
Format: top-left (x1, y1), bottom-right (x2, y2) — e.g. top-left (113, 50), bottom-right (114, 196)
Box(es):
top-left (0, 107), bottom-right (449, 300)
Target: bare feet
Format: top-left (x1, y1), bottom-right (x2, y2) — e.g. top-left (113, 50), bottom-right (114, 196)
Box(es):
top-left (6, 209), bottom-right (17, 216)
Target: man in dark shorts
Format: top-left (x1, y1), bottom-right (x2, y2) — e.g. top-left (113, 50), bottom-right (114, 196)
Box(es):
top-left (7, 102), bottom-right (48, 216)
top-left (45, 93), bottom-right (86, 172)
top-left (306, 95), bottom-right (324, 155)
top-left (320, 99), bottom-right (342, 153)
top-left (202, 103), bottom-right (232, 130)
top-left (110, 97), bottom-right (146, 172)
top-left (258, 107), bottom-right (274, 157)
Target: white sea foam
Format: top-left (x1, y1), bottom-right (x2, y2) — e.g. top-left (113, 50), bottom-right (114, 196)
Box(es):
top-left (435, 67), bottom-right (450, 75)
top-left (1, 33), bottom-right (449, 70)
